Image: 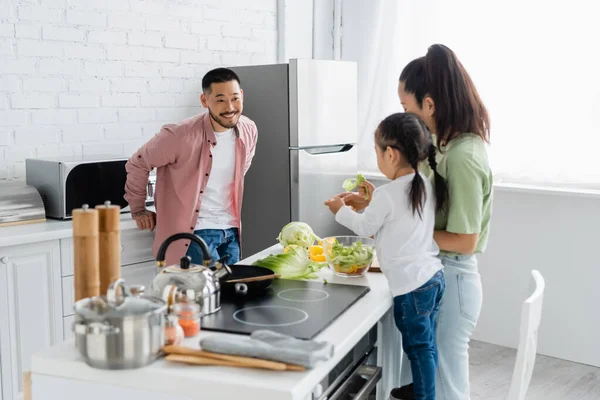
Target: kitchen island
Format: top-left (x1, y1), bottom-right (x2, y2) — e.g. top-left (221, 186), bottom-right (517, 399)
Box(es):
top-left (30, 244), bottom-right (404, 400)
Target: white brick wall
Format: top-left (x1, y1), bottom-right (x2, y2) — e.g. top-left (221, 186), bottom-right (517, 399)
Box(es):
top-left (0, 0), bottom-right (278, 181)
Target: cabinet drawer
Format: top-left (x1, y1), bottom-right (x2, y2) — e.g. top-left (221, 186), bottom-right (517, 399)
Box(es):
top-left (121, 229), bottom-right (155, 266)
top-left (62, 262), bottom-right (157, 317)
top-left (63, 315), bottom-right (74, 341)
top-left (121, 261), bottom-right (158, 293)
top-left (62, 276), bottom-right (74, 317)
top-left (60, 228), bottom-right (155, 277)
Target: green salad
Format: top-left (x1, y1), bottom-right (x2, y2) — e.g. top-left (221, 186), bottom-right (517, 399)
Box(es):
top-left (326, 238), bottom-right (374, 274)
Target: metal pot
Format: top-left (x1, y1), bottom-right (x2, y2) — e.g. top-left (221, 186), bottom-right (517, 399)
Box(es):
top-left (73, 278), bottom-right (167, 370)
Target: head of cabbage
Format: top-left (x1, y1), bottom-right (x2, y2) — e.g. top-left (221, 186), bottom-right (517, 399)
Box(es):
top-left (277, 221), bottom-right (320, 248)
top-left (252, 244), bottom-right (326, 280)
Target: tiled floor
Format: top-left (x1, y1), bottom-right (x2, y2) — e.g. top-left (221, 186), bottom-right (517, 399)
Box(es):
top-left (470, 341), bottom-right (600, 399)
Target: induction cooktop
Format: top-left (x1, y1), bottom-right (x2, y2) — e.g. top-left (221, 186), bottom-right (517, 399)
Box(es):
top-left (201, 279), bottom-right (370, 340)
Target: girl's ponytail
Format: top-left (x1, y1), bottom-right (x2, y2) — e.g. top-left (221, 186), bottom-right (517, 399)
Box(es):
top-left (407, 142), bottom-right (426, 219)
top-left (428, 144), bottom-right (448, 213)
top-left (409, 165), bottom-right (426, 219)
top-left (376, 113), bottom-right (445, 219)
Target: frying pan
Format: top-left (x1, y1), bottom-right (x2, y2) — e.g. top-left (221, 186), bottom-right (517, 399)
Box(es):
top-left (220, 265), bottom-right (277, 299)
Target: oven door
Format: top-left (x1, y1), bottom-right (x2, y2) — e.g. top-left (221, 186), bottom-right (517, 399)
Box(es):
top-left (326, 364), bottom-right (382, 400)
top-left (317, 345), bottom-right (382, 400)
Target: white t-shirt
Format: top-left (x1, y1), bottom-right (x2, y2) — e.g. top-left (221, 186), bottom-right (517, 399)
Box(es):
top-left (335, 173), bottom-right (443, 296)
top-left (196, 129), bottom-right (237, 230)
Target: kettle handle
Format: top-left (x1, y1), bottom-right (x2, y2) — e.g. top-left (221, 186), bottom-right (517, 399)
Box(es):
top-left (156, 232), bottom-right (211, 267)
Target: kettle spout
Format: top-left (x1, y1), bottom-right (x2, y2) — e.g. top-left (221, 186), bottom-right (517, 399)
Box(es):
top-left (213, 262), bottom-right (232, 280)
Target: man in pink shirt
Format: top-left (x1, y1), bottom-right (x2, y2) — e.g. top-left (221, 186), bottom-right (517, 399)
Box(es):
top-left (124, 68), bottom-right (258, 267)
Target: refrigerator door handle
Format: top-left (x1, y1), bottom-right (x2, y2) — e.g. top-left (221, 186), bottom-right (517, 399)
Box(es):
top-left (289, 144), bottom-right (354, 155)
top-left (290, 150), bottom-right (299, 186)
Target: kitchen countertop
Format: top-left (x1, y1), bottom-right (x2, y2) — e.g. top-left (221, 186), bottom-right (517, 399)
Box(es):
top-left (0, 206), bottom-right (155, 247)
top-left (30, 244), bottom-right (397, 400)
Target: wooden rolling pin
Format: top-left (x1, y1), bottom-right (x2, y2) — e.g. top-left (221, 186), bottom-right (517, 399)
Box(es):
top-left (163, 345), bottom-right (305, 371)
top-left (72, 204), bottom-right (100, 301)
top-left (96, 201), bottom-right (121, 294)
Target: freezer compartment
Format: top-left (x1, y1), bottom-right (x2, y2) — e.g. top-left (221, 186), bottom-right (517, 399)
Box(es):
top-left (289, 59), bottom-right (358, 148)
top-left (291, 145), bottom-right (358, 238)
top-left (234, 63), bottom-right (292, 257)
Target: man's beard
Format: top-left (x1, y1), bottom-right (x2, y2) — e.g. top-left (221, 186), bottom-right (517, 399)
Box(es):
top-left (208, 108), bottom-right (240, 129)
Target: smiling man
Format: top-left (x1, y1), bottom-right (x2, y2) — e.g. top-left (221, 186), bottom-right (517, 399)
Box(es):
top-left (124, 68), bottom-right (258, 267)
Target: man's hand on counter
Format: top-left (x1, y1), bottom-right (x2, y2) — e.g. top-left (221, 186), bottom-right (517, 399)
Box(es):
top-left (132, 210), bottom-right (156, 231)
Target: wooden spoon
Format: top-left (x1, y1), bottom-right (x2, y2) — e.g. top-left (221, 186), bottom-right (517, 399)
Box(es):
top-left (224, 274), bottom-right (280, 283)
top-left (163, 345), bottom-right (304, 371)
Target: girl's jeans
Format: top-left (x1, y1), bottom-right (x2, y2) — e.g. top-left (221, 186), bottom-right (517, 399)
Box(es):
top-left (393, 270), bottom-right (446, 399)
top-left (399, 254), bottom-right (483, 400)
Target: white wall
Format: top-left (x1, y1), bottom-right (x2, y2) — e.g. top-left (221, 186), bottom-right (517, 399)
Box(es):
top-left (320, 0), bottom-right (600, 367)
top-left (474, 187), bottom-right (600, 368)
top-left (0, 0), bottom-right (278, 181)
top-left (277, 0), bottom-right (313, 62)
top-left (366, 175), bottom-right (600, 367)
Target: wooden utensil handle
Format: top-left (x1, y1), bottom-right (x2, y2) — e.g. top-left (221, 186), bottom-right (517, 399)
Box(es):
top-left (166, 354), bottom-right (286, 371)
top-left (165, 354), bottom-right (304, 371)
top-left (163, 345), bottom-right (304, 371)
top-left (224, 274), bottom-right (280, 283)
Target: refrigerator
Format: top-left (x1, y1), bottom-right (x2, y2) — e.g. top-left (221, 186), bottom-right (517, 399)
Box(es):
top-left (231, 59), bottom-right (359, 257)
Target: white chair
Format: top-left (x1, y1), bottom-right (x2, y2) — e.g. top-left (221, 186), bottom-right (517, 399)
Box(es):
top-left (506, 270), bottom-right (546, 400)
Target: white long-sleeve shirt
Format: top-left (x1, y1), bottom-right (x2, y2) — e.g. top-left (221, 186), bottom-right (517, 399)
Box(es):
top-left (335, 173), bottom-right (442, 296)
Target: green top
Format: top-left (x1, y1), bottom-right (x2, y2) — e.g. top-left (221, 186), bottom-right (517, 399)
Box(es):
top-left (422, 133), bottom-right (493, 256)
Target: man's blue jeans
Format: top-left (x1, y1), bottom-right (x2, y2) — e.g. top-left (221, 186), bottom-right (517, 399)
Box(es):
top-left (186, 228), bottom-right (240, 266)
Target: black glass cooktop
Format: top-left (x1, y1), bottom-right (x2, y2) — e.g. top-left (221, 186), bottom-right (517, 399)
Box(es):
top-left (201, 279), bottom-right (370, 339)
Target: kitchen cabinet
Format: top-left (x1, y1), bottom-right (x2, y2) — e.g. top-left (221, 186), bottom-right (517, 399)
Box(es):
top-left (63, 316), bottom-right (74, 341)
top-left (0, 240), bottom-right (62, 400)
top-left (59, 228), bottom-right (155, 277)
top-left (121, 260), bottom-right (157, 292)
top-left (59, 229), bottom-right (155, 342)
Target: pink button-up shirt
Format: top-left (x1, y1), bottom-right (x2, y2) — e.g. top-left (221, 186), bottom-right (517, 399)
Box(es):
top-left (124, 112), bottom-right (258, 266)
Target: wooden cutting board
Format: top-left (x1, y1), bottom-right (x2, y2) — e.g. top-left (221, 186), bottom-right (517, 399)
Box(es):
top-left (370, 255), bottom-right (382, 273)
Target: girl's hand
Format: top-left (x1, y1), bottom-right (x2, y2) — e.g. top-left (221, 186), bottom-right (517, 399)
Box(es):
top-left (324, 196), bottom-right (345, 215)
top-left (358, 180), bottom-right (376, 199)
top-left (338, 180), bottom-right (375, 212)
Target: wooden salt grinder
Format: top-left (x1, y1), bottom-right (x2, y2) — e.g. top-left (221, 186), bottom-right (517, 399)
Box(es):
top-left (96, 201), bottom-right (121, 294)
top-left (72, 204), bottom-right (100, 301)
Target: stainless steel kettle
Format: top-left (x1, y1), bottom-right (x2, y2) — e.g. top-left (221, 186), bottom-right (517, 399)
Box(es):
top-left (150, 232), bottom-right (231, 315)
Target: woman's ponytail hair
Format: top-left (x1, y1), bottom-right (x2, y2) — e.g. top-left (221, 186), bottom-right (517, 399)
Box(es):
top-left (424, 44), bottom-right (490, 147)
top-left (427, 143), bottom-right (448, 213)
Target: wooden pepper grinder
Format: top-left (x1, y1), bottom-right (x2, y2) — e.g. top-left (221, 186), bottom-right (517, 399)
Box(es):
top-left (72, 204), bottom-right (100, 301)
top-left (96, 201), bottom-right (121, 294)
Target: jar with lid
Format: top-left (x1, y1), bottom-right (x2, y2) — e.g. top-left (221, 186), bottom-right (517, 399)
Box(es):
top-left (173, 301), bottom-right (201, 337)
top-left (164, 315), bottom-right (184, 346)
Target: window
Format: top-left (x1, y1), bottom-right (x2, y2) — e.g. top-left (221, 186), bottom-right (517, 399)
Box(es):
top-left (338, 0), bottom-right (600, 189)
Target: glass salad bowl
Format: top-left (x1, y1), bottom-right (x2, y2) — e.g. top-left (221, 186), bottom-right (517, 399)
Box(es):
top-left (322, 236), bottom-right (375, 278)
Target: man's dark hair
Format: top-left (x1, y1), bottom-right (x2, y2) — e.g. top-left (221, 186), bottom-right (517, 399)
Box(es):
top-left (202, 68), bottom-right (241, 93)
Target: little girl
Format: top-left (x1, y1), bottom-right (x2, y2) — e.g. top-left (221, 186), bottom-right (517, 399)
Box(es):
top-left (325, 112), bottom-right (448, 400)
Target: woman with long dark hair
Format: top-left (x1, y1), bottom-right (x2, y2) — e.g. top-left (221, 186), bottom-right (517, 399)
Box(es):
top-left (398, 44), bottom-right (493, 400)
top-left (342, 44), bottom-right (493, 399)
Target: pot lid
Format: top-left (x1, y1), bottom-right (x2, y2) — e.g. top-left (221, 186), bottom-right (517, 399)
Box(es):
top-left (74, 279), bottom-right (166, 320)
